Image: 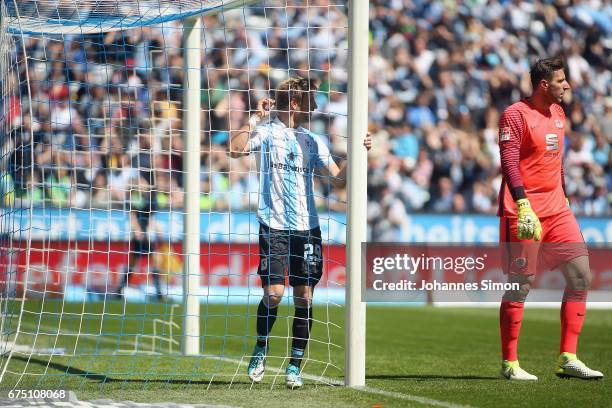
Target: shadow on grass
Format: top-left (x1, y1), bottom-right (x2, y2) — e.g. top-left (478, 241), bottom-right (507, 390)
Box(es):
top-left (367, 374), bottom-right (499, 381)
top-left (12, 355), bottom-right (252, 386)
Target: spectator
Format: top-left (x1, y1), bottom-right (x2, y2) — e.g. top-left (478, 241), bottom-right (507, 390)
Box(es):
top-left (91, 171), bottom-right (111, 209)
top-left (4, 1), bottom-right (609, 231)
top-left (430, 177), bottom-right (455, 213)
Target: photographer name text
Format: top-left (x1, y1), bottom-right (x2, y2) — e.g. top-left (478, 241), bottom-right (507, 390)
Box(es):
top-left (371, 279), bottom-right (519, 291)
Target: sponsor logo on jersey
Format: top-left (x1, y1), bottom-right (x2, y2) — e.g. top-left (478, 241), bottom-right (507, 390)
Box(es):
top-left (545, 134), bottom-right (559, 151)
top-left (271, 162), bottom-right (310, 173)
top-left (555, 119), bottom-right (563, 128)
top-left (499, 127), bottom-right (511, 142)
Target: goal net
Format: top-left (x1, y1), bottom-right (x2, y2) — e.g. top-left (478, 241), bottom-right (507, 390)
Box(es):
top-left (0, 0), bottom-right (353, 392)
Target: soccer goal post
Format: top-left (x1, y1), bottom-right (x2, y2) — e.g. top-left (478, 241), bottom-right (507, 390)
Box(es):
top-left (345, 0), bottom-right (368, 388)
top-left (0, 0), bottom-right (367, 390)
top-left (181, 14), bottom-right (201, 357)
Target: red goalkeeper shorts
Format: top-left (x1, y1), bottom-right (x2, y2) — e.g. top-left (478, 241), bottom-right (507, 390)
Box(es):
top-left (499, 208), bottom-right (588, 275)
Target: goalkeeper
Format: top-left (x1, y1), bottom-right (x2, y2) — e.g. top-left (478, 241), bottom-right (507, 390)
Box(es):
top-left (497, 56), bottom-right (603, 381)
top-left (230, 77), bottom-right (371, 388)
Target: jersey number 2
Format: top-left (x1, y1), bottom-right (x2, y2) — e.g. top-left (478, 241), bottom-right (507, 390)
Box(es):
top-left (304, 243), bottom-right (321, 265)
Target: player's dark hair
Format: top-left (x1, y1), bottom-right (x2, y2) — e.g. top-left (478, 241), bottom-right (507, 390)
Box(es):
top-left (275, 76), bottom-right (319, 112)
top-left (530, 55), bottom-right (565, 89)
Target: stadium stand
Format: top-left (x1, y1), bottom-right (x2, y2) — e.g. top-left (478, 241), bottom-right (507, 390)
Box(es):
top-left (4, 1), bottom-right (611, 244)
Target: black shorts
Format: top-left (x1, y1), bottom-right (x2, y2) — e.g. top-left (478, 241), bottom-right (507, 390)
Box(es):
top-left (130, 238), bottom-right (151, 255)
top-left (257, 223), bottom-right (323, 287)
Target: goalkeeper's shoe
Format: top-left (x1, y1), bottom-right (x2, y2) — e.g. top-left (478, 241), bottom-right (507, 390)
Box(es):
top-left (501, 360), bottom-right (538, 381)
top-left (556, 352), bottom-right (604, 380)
top-left (247, 344), bottom-right (267, 383)
top-left (285, 363), bottom-right (304, 389)
top-left (516, 199), bottom-right (542, 241)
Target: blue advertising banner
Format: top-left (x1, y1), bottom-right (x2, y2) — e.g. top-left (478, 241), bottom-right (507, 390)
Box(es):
top-left (1, 209), bottom-right (610, 244)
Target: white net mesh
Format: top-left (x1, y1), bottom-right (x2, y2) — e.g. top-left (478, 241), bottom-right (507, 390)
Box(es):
top-left (0, 0), bottom-right (350, 392)
top-left (5, 0), bottom-right (259, 34)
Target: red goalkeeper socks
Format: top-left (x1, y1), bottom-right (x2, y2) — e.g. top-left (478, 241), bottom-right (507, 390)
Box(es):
top-left (500, 301), bottom-right (525, 361)
top-left (560, 290), bottom-right (587, 354)
top-left (500, 290), bottom-right (587, 360)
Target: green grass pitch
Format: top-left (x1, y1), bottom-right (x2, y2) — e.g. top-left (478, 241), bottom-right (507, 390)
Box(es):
top-left (1, 300), bottom-right (609, 407)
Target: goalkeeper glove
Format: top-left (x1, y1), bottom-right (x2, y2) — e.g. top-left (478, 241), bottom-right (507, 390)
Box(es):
top-left (516, 198), bottom-right (542, 241)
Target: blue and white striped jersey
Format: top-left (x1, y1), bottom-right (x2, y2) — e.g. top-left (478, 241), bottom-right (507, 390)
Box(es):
top-left (246, 117), bottom-right (334, 231)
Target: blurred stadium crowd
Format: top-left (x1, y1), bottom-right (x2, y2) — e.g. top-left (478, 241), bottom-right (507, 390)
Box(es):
top-left (366, 0), bottom-right (612, 239)
top-left (2, 1), bottom-right (611, 236)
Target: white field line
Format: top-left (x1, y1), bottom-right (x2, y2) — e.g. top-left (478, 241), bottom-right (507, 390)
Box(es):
top-left (15, 320), bottom-right (155, 352)
top-left (217, 354), bottom-right (475, 408)
top-left (11, 321), bottom-right (476, 408)
top-left (355, 386), bottom-right (475, 408)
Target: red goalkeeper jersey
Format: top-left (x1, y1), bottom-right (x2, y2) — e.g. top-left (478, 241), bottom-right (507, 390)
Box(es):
top-left (498, 99), bottom-right (567, 218)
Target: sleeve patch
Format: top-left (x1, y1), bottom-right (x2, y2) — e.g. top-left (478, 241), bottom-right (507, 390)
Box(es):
top-left (499, 126), bottom-right (511, 142)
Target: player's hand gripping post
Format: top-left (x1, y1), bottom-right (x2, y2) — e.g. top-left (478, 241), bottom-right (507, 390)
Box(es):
top-left (363, 132), bottom-right (372, 150)
top-left (516, 198), bottom-right (542, 241)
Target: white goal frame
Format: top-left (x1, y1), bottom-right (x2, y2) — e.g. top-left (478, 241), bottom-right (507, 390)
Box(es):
top-left (182, 1), bottom-right (369, 386)
top-left (345, 0), bottom-right (368, 388)
top-left (3, 0), bottom-right (368, 388)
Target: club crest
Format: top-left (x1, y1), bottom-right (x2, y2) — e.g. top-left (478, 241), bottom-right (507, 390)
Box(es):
top-left (514, 257), bottom-right (527, 269)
